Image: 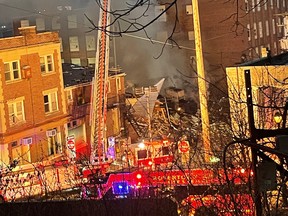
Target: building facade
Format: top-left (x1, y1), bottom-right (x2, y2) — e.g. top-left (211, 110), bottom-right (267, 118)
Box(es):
top-left (62, 64), bottom-right (126, 161)
top-left (0, 26), bottom-right (69, 167)
top-left (12, 2), bottom-right (101, 67)
top-left (226, 52), bottom-right (288, 135)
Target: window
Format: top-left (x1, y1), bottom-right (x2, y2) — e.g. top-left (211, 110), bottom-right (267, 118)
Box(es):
top-left (252, 0), bottom-right (255, 12)
top-left (40, 55), bottom-right (54, 73)
top-left (87, 58), bottom-right (95, 67)
top-left (259, 21), bottom-right (263, 38)
top-left (270, 0), bottom-right (274, 9)
top-left (245, 0), bottom-right (249, 12)
top-left (186, 5), bottom-right (192, 15)
top-left (67, 89), bottom-right (73, 102)
top-left (36, 18), bottom-right (45, 31)
top-left (43, 90), bottom-right (58, 113)
top-left (71, 58), bottom-right (81, 65)
top-left (138, 150), bottom-right (148, 159)
top-left (266, 20), bottom-right (269, 36)
top-left (59, 37), bottom-right (63, 52)
top-left (116, 77), bottom-right (121, 90)
top-left (69, 36), bottom-right (79, 52)
top-left (107, 80), bottom-right (111, 93)
top-left (254, 22), bottom-right (257, 39)
top-left (52, 16), bottom-right (60, 29)
top-left (8, 98), bottom-right (25, 125)
top-left (247, 24), bottom-right (251, 41)
top-left (10, 140), bottom-right (30, 165)
top-left (272, 19), bottom-right (276, 34)
top-left (155, 5), bottom-right (166, 22)
top-left (68, 15), bottom-right (77, 29)
top-left (188, 31), bottom-right (195, 40)
top-left (47, 128), bottom-right (62, 156)
top-left (86, 35), bottom-right (95, 51)
top-left (258, 86), bottom-right (285, 129)
top-left (257, 0), bottom-right (261, 11)
top-left (4, 61), bottom-right (20, 82)
top-left (20, 20), bottom-right (29, 27)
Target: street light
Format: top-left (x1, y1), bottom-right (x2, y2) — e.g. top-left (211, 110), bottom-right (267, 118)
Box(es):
top-left (274, 111), bottom-right (282, 129)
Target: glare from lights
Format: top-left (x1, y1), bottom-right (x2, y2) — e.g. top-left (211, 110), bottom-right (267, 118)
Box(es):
top-left (240, 168), bottom-right (245, 174)
top-left (138, 142), bottom-right (145, 149)
top-left (136, 174), bottom-right (142, 179)
top-left (148, 161), bottom-right (153, 166)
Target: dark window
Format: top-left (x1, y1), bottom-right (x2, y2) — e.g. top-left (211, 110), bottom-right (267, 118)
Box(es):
top-left (137, 150), bottom-right (147, 159)
top-left (162, 146), bottom-right (169, 155)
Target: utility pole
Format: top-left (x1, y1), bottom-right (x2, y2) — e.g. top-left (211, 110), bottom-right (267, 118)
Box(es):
top-left (244, 69), bottom-right (262, 216)
top-left (191, 0), bottom-right (211, 162)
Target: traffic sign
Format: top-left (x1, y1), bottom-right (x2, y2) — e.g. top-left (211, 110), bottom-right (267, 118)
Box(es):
top-left (67, 139), bottom-right (75, 150)
top-left (178, 141), bottom-right (190, 153)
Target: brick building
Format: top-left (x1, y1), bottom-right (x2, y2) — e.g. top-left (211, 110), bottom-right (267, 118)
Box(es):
top-left (62, 64), bottom-right (126, 160)
top-left (151, 0), bottom-right (288, 87)
top-left (0, 26), bottom-right (69, 167)
top-left (11, 2), bottom-right (102, 67)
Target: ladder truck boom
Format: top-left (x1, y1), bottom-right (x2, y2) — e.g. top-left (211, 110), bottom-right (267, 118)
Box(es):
top-left (90, 0), bottom-right (110, 166)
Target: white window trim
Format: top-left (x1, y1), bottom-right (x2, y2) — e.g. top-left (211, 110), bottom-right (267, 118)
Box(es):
top-left (40, 55), bottom-right (54, 74)
top-left (43, 89), bottom-right (59, 114)
top-left (4, 60), bottom-right (21, 82)
top-left (8, 96), bottom-right (25, 126)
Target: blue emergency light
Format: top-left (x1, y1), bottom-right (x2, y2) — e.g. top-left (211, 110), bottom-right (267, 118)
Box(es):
top-left (112, 181), bottom-right (129, 195)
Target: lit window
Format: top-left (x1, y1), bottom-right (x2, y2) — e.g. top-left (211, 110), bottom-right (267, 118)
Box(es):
top-left (266, 20), bottom-right (269, 36)
top-left (259, 21), bottom-right (263, 38)
top-left (272, 19), bottom-right (276, 34)
top-left (254, 22), bottom-right (258, 39)
top-left (4, 61), bottom-right (20, 82)
top-left (247, 24), bottom-right (251, 41)
top-left (257, 0), bottom-right (261, 11)
top-left (40, 55), bottom-right (54, 73)
top-left (116, 77), bottom-right (121, 90)
top-left (43, 90), bottom-right (58, 113)
top-left (8, 98), bottom-right (25, 125)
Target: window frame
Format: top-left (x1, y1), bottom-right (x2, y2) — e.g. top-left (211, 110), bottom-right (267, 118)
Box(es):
top-left (4, 60), bottom-right (21, 82)
top-left (43, 90), bottom-right (59, 114)
top-left (40, 55), bottom-right (54, 74)
top-left (8, 97), bottom-right (25, 126)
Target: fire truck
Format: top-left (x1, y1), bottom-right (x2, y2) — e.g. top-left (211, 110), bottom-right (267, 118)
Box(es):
top-left (80, 163), bottom-right (254, 215)
top-left (87, 1), bottom-right (254, 215)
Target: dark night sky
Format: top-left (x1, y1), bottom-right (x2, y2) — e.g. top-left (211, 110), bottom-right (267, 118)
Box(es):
top-left (0, 0), bottom-right (199, 99)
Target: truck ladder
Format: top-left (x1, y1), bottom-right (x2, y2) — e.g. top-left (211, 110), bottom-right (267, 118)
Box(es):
top-left (90, 0), bottom-right (110, 167)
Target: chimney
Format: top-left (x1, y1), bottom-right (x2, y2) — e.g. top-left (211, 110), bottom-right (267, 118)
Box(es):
top-left (18, 26), bottom-right (36, 37)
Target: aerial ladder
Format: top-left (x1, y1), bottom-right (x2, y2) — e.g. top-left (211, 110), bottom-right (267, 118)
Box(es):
top-left (90, 0), bottom-right (111, 168)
